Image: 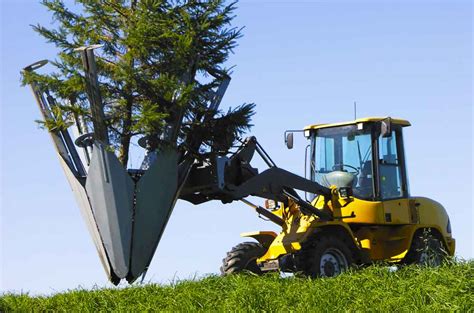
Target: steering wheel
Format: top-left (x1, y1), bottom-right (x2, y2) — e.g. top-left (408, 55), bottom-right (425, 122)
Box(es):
top-left (332, 163), bottom-right (359, 176)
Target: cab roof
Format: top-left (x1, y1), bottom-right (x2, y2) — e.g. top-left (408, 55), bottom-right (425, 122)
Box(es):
top-left (304, 117), bottom-right (411, 131)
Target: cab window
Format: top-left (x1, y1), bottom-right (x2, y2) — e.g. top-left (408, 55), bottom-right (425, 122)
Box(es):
top-left (378, 130), bottom-right (403, 199)
top-left (312, 125), bottom-right (374, 200)
top-left (315, 137), bottom-right (335, 173)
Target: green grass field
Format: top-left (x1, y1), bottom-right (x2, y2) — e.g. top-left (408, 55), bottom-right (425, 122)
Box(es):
top-left (1, 262), bottom-right (473, 312)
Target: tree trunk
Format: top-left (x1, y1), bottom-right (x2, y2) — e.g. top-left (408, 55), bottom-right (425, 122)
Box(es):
top-left (118, 96), bottom-right (133, 166)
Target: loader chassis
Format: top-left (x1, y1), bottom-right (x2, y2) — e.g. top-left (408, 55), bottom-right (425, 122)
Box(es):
top-left (223, 118), bottom-right (455, 276)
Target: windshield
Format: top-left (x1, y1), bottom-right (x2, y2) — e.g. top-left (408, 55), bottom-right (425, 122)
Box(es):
top-left (311, 125), bottom-right (374, 200)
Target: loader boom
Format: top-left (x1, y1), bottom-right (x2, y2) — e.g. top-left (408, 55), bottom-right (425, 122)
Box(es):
top-left (179, 136), bottom-right (338, 221)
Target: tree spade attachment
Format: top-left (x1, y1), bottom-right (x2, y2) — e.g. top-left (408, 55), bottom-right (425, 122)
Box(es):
top-left (23, 45), bottom-right (231, 284)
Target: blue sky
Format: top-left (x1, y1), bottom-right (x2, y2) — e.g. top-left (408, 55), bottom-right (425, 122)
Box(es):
top-left (1, 0), bottom-right (472, 295)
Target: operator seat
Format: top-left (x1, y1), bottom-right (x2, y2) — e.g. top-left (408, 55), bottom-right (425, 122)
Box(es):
top-left (355, 160), bottom-right (373, 199)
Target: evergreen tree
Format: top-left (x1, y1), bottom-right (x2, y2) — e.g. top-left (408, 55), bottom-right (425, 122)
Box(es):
top-left (23, 0), bottom-right (255, 165)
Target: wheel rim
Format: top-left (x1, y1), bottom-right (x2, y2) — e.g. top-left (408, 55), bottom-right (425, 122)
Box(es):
top-left (319, 248), bottom-right (348, 277)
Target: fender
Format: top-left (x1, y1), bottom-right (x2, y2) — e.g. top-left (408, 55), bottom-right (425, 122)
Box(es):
top-left (240, 231), bottom-right (277, 248)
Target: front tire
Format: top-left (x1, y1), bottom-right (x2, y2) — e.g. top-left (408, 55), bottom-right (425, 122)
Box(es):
top-left (298, 234), bottom-right (354, 278)
top-left (220, 242), bottom-right (266, 275)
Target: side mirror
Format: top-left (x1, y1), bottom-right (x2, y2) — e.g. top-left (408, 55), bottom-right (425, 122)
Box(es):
top-left (380, 118), bottom-right (392, 138)
top-left (285, 132), bottom-right (294, 149)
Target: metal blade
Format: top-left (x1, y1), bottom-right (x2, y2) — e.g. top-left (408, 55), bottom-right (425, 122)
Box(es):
top-left (57, 154), bottom-right (114, 281)
top-left (24, 81), bottom-right (74, 175)
top-left (45, 93), bottom-right (87, 177)
top-left (76, 46), bottom-right (109, 144)
top-left (23, 60), bottom-right (85, 178)
top-left (127, 147), bottom-right (179, 282)
top-left (85, 143), bottom-right (134, 279)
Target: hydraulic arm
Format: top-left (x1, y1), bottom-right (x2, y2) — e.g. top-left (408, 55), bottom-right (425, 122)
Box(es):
top-left (179, 136), bottom-right (336, 221)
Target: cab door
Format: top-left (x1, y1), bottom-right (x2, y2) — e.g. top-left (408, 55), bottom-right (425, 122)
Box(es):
top-left (377, 128), bottom-right (413, 224)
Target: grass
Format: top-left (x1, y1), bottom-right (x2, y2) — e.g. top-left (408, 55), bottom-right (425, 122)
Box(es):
top-left (1, 262), bottom-right (473, 312)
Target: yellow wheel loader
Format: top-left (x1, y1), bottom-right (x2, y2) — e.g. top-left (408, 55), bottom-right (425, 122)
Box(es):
top-left (181, 117), bottom-right (455, 277)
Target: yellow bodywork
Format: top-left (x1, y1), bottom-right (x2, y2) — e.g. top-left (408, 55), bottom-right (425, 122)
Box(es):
top-left (246, 188), bottom-right (359, 264)
top-left (304, 117), bottom-right (411, 131)
top-left (245, 192), bottom-right (455, 265)
top-left (241, 117), bottom-right (455, 267)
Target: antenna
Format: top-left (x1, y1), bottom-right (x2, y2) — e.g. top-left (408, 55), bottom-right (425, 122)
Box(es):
top-left (354, 101), bottom-right (357, 120)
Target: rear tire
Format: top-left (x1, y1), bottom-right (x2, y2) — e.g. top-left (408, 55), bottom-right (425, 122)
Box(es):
top-left (403, 229), bottom-right (446, 266)
top-left (298, 234), bottom-right (354, 278)
top-left (220, 242), bottom-right (266, 275)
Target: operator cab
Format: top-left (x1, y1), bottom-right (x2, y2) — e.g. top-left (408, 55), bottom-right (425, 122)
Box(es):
top-left (304, 117), bottom-right (411, 201)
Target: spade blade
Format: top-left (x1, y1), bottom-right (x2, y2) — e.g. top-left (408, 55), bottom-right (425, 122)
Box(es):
top-left (57, 154), bottom-right (114, 281)
top-left (127, 147), bottom-right (179, 282)
top-left (85, 143), bottom-right (134, 279)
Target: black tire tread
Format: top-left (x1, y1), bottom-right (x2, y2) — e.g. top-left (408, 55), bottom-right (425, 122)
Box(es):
top-left (297, 233), bottom-right (355, 278)
top-left (220, 242), bottom-right (266, 275)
